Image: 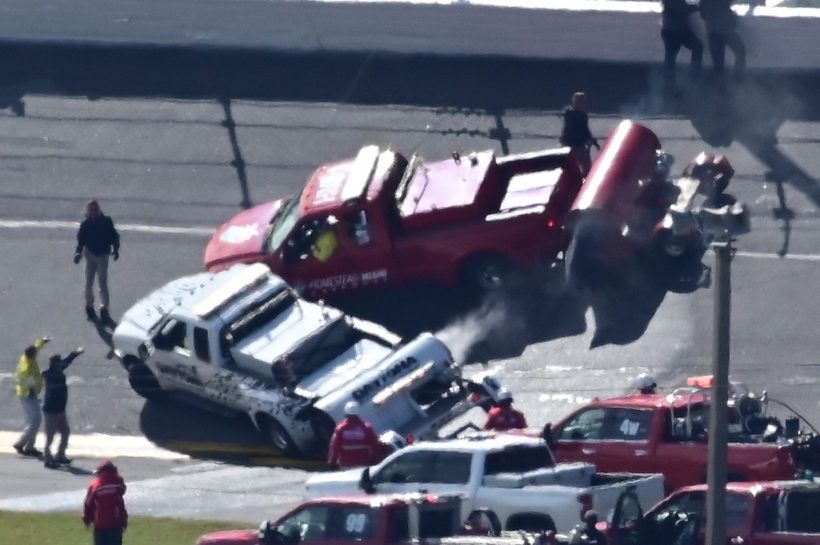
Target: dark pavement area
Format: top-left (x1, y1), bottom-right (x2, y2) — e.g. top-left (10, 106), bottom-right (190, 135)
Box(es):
top-left (0, 0), bottom-right (818, 522)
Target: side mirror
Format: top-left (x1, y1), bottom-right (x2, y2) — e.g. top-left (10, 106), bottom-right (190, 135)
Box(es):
top-left (359, 467), bottom-right (376, 494)
top-left (258, 521), bottom-right (285, 545)
top-left (542, 422), bottom-right (556, 447)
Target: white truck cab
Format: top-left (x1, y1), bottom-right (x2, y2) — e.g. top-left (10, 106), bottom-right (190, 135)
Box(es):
top-left (113, 263), bottom-right (501, 455)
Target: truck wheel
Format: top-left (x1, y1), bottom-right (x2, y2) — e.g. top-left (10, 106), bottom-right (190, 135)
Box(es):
top-left (261, 416), bottom-right (301, 457)
top-left (126, 359), bottom-right (164, 400)
top-left (463, 255), bottom-right (512, 293)
top-left (468, 510), bottom-right (502, 536)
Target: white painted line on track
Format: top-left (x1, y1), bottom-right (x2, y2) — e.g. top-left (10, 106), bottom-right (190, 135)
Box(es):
top-left (308, 0), bottom-right (820, 19)
top-left (2, 218), bottom-right (820, 262)
top-left (0, 431), bottom-right (189, 461)
top-left (0, 219), bottom-right (213, 237)
top-left (736, 250), bottom-right (820, 262)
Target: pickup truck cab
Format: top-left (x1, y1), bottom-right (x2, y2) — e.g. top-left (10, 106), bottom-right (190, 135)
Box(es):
top-left (205, 144), bottom-right (583, 297)
top-left (196, 493), bottom-right (465, 545)
top-left (550, 377), bottom-right (820, 492)
top-left (112, 263), bottom-right (502, 455)
top-left (607, 480), bottom-right (820, 545)
top-left (304, 433), bottom-right (664, 534)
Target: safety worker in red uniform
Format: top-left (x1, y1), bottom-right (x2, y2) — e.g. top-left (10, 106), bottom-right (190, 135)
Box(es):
top-left (484, 389), bottom-right (528, 431)
top-left (327, 401), bottom-right (384, 469)
top-left (83, 460), bottom-right (128, 545)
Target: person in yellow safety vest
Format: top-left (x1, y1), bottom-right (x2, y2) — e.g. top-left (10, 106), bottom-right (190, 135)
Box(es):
top-left (311, 221), bottom-right (339, 263)
top-left (13, 337), bottom-right (51, 457)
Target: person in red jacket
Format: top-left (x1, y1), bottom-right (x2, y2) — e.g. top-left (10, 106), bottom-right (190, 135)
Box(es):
top-left (327, 401), bottom-right (384, 469)
top-left (484, 389), bottom-right (527, 431)
top-left (83, 460), bottom-right (128, 545)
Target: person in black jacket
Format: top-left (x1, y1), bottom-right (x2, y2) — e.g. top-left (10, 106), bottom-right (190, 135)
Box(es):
top-left (74, 200), bottom-right (120, 323)
top-left (560, 92), bottom-right (599, 176)
top-left (700, 0), bottom-right (745, 81)
top-left (42, 347), bottom-right (84, 468)
top-left (661, 0), bottom-right (703, 92)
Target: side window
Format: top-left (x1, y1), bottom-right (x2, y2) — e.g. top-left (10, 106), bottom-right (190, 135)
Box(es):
top-left (347, 210), bottom-right (373, 246)
top-left (375, 451), bottom-right (435, 484)
top-left (784, 490), bottom-right (820, 533)
top-left (193, 327), bottom-right (210, 363)
top-left (599, 408), bottom-right (653, 441)
top-left (327, 506), bottom-right (377, 541)
top-left (559, 408), bottom-right (605, 440)
top-left (153, 319), bottom-right (189, 354)
top-left (431, 452), bottom-right (472, 484)
top-left (284, 216), bottom-right (339, 263)
top-left (275, 506), bottom-right (330, 544)
top-left (651, 492), bottom-right (705, 526)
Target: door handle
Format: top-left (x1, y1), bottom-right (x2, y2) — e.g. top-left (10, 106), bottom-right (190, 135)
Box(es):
top-left (634, 449), bottom-right (649, 457)
top-left (582, 448), bottom-right (596, 455)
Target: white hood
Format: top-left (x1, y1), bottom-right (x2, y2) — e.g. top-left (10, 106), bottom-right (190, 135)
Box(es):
top-left (304, 467), bottom-right (366, 499)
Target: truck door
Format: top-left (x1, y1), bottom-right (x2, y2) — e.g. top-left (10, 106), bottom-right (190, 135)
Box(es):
top-left (280, 212), bottom-right (394, 297)
top-left (757, 488), bottom-right (820, 544)
top-left (554, 407), bottom-right (656, 474)
top-left (369, 450), bottom-right (437, 495)
top-left (150, 318), bottom-right (206, 394)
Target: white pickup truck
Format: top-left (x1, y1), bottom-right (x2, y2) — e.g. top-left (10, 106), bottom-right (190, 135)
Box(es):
top-left (304, 433), bottom-right (665, 534)
top-left (112, 263), bottom-right (502, 456)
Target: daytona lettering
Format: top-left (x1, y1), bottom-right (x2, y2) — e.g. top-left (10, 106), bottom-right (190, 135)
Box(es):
top-left (352, 356), bottom-right (419, 402)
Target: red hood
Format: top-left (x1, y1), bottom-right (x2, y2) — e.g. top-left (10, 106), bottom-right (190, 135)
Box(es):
top-left (196, 529), bottom-right (257, 545)
top-left (205, 200), bottom-right (285, 271)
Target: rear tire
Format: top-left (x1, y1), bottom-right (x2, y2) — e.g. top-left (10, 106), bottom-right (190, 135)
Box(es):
top-left (462, 255), bottom-right (513, 293)
top-left (126, 359), bottom-right (164, 400)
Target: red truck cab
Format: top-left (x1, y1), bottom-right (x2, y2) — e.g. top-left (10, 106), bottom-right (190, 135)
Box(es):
top-left (549, 379), bottom-right (819, 493)
top-left (607, 480), bottom-right (820, 545)
top-left (196, 493), bottom-right (465, 545)
top-left (205, 144), bottom-right (582, 299)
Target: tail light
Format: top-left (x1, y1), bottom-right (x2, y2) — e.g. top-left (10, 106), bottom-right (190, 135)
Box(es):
top-left (406, 434), bottom-right (415, 445)
top-left (547, 219), bottom-right (557, 228)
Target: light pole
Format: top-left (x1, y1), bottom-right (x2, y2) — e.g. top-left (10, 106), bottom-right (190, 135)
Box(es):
top-left (705, 237), bottom-right (733, 545)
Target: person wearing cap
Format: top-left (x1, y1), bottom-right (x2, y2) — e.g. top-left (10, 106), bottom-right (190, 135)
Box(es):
top-left (83, 460), bottom-right (128, 545)
top-left (74, 199), bottom-right (120, 324)
top-left (13, 337), bottom-right (51, 457)
top-left (635, 373), bottom-right (658, 395)
top-left (484, 389), bottom-right (528, 432)
top-left (42, 346), bottom-right (85, 468)
top-left (327, 401), bottom-right (384, 469)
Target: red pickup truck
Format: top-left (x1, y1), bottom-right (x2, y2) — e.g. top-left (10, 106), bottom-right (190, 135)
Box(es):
top-left (548, 377), bottom-right (820, 493)
top-left (606, 480), bottom-right (820, 545)
top-left (205, 144), bottom-right (583, 298)
top-left (196, 493), bottom-right (467, 545)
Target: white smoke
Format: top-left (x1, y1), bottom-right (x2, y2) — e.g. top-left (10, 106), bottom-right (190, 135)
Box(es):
top-left (434, 296), bottom-right (513, 364)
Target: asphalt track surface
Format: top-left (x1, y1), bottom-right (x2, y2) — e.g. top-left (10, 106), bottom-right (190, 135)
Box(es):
top-left (0, 0), bottom-right (819, 525)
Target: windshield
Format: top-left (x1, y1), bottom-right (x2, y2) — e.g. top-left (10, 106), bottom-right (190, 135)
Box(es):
top-left (266, 191), bottom-right (303, 253)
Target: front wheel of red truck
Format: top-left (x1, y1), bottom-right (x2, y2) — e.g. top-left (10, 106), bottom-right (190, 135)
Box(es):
top-left (462, 255), bottom-right (513, 294)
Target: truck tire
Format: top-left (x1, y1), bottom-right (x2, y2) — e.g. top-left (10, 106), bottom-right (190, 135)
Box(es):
top-left (126, 359), bottom-right (164, 400)
top-left (260, 416), bottom-right (302, 457)
top-left (505, 513), bottom-right (557, 533)
top-left (468, 510), bottom-right (502, 536)
top-left (462, 255), bottom-right (513, 293)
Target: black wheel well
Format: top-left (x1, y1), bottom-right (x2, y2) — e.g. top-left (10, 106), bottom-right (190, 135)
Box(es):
top-left (505, 512), bottom-right (557, 533)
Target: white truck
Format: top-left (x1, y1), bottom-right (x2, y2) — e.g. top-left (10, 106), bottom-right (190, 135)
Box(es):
top-left (112, 263), bottom-right (502, 455)
top-left (304, 433), bottom-right (665, 534)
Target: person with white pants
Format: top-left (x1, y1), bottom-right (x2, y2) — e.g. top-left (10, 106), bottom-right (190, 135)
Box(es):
top-left (74, 200), bottom-right (120, 323)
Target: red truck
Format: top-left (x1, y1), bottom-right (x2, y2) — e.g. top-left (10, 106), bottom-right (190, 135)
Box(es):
top-left (196, 493), bottom-right (468, 545)
top-left (605, 479), bottom-right (820, 545)
top-left (547, 377), bottom-right (820, 493)
top-left (205, 144), bottom-right (583, 298)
